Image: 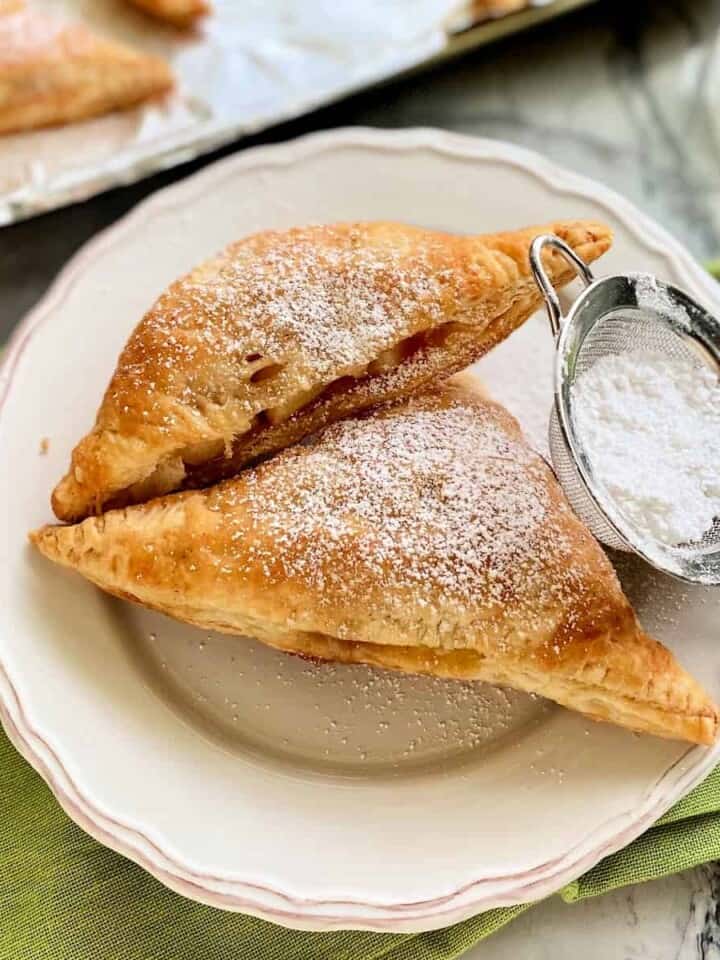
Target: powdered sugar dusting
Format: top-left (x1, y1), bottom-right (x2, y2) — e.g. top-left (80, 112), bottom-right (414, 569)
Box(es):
top-left (0, 9), bottom-right (96, 64)
top-left (0, 9), bottom-right (58, 61)
top-left (134, 224), bottom-right (452, 397)
top-left (201, 388), bottom-right (609, 642)
top-left (107, 223), bottom-right (481, 443)
top-left (225, 238), bottom-right (443, 373)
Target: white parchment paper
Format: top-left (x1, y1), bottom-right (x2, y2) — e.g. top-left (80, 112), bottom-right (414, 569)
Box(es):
top-left (1, 0), bottom-right (464, 222)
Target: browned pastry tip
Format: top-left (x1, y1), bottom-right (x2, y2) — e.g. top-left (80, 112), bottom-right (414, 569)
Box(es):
top-left (125, 0), bottom-right (210, 28)
top-left (0, 0), bottom-right (25, 16)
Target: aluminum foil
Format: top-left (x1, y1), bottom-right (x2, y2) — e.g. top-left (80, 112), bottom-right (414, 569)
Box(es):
top-left (0, 0), bottom-right (571, 225)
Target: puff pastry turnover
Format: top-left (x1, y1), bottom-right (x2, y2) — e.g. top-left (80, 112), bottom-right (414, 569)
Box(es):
top-left (467, 0), bottom-right (529, 21)
top-left (51, 219), bottom-right (612, 521)
top-left (0, 0), bottom-right (25, 15)
top-left (125, 0), bottom-right (210, 28)
top-left (33, 378), bottom-right (718, 745)
top-left (0, 7), bottom-right (173, 135)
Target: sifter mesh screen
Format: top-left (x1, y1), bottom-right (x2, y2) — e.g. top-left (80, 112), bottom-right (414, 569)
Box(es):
top-left (530, 232), bottom-right (720, 583)
top-left (554, 308), bottom-right (720, 556)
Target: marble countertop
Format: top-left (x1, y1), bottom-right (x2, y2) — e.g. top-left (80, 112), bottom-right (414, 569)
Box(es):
top-left (466, 864), bottom-right (720, 959)
top-left (3, 0), bottom-right (719, 955)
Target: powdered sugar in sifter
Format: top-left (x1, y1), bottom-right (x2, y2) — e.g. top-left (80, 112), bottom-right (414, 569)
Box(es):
top-left (529, 234), bottom-right (720, 586)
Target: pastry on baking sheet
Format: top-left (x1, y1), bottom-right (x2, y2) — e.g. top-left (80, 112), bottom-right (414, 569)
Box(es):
top-left (125, 0), bottom-right (210, 28)
top-left (447, 0), bottom-right (530, 32)
top-left (0, 0), bottom-right (24, 15)
top-left (469, 0), bottom-right (529, 20)
top-left (51, 219), bottom-right (612, 521)
top-left (33, 377), bottom-right (718, 745)
top-left (0, 7), bottom-right (173, 135)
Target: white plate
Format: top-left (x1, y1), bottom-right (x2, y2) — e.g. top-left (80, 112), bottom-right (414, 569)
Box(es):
top-left (2, 128), bottom-right (720, 933)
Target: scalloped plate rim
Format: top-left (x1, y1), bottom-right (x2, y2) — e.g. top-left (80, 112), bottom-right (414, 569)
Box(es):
top-left (2, 126), bottom-right (720, 933)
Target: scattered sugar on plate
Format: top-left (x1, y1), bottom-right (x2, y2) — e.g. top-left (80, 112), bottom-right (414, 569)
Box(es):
top-left (572, 349), bottom-right (720, 546)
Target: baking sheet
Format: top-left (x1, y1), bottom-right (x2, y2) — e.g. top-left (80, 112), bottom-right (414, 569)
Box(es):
top-left (0, 0), bottom-right (595, 225)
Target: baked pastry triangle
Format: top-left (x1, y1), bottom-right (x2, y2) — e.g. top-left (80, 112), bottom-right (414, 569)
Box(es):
top-left (33, 378), bottom-right (718, 744)
top-left (0, 7), bottom-right (173, 135)
top-left (0, 0), bottom-right (25, 15)
top-left (468, 0), bottom-right (529, 22)
top-left (125, 0), bottom-right (210, 28)
top-left (51, 219), bottom-right (612, 521)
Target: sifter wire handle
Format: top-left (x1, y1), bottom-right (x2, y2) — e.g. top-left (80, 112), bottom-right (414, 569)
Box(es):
top-left (530, 234), bottom-right (595, 337)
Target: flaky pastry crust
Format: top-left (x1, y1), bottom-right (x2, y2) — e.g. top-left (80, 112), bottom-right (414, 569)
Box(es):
top-left (0, 7), bottom-right (173, 135)
top-left (52, 219), bottom-right (612, 521)
top-left (33, 379), bottom-right (717, 745)
top-left (125, 0), bottom-right (210, 28)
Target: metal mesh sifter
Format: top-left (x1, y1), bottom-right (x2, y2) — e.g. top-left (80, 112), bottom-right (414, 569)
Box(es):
top-left (529, 234), bottom-right (720, 586)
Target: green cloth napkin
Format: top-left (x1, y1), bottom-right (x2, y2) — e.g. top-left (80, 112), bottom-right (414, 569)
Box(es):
top-left (3, 725), bottom-right (720, 960)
